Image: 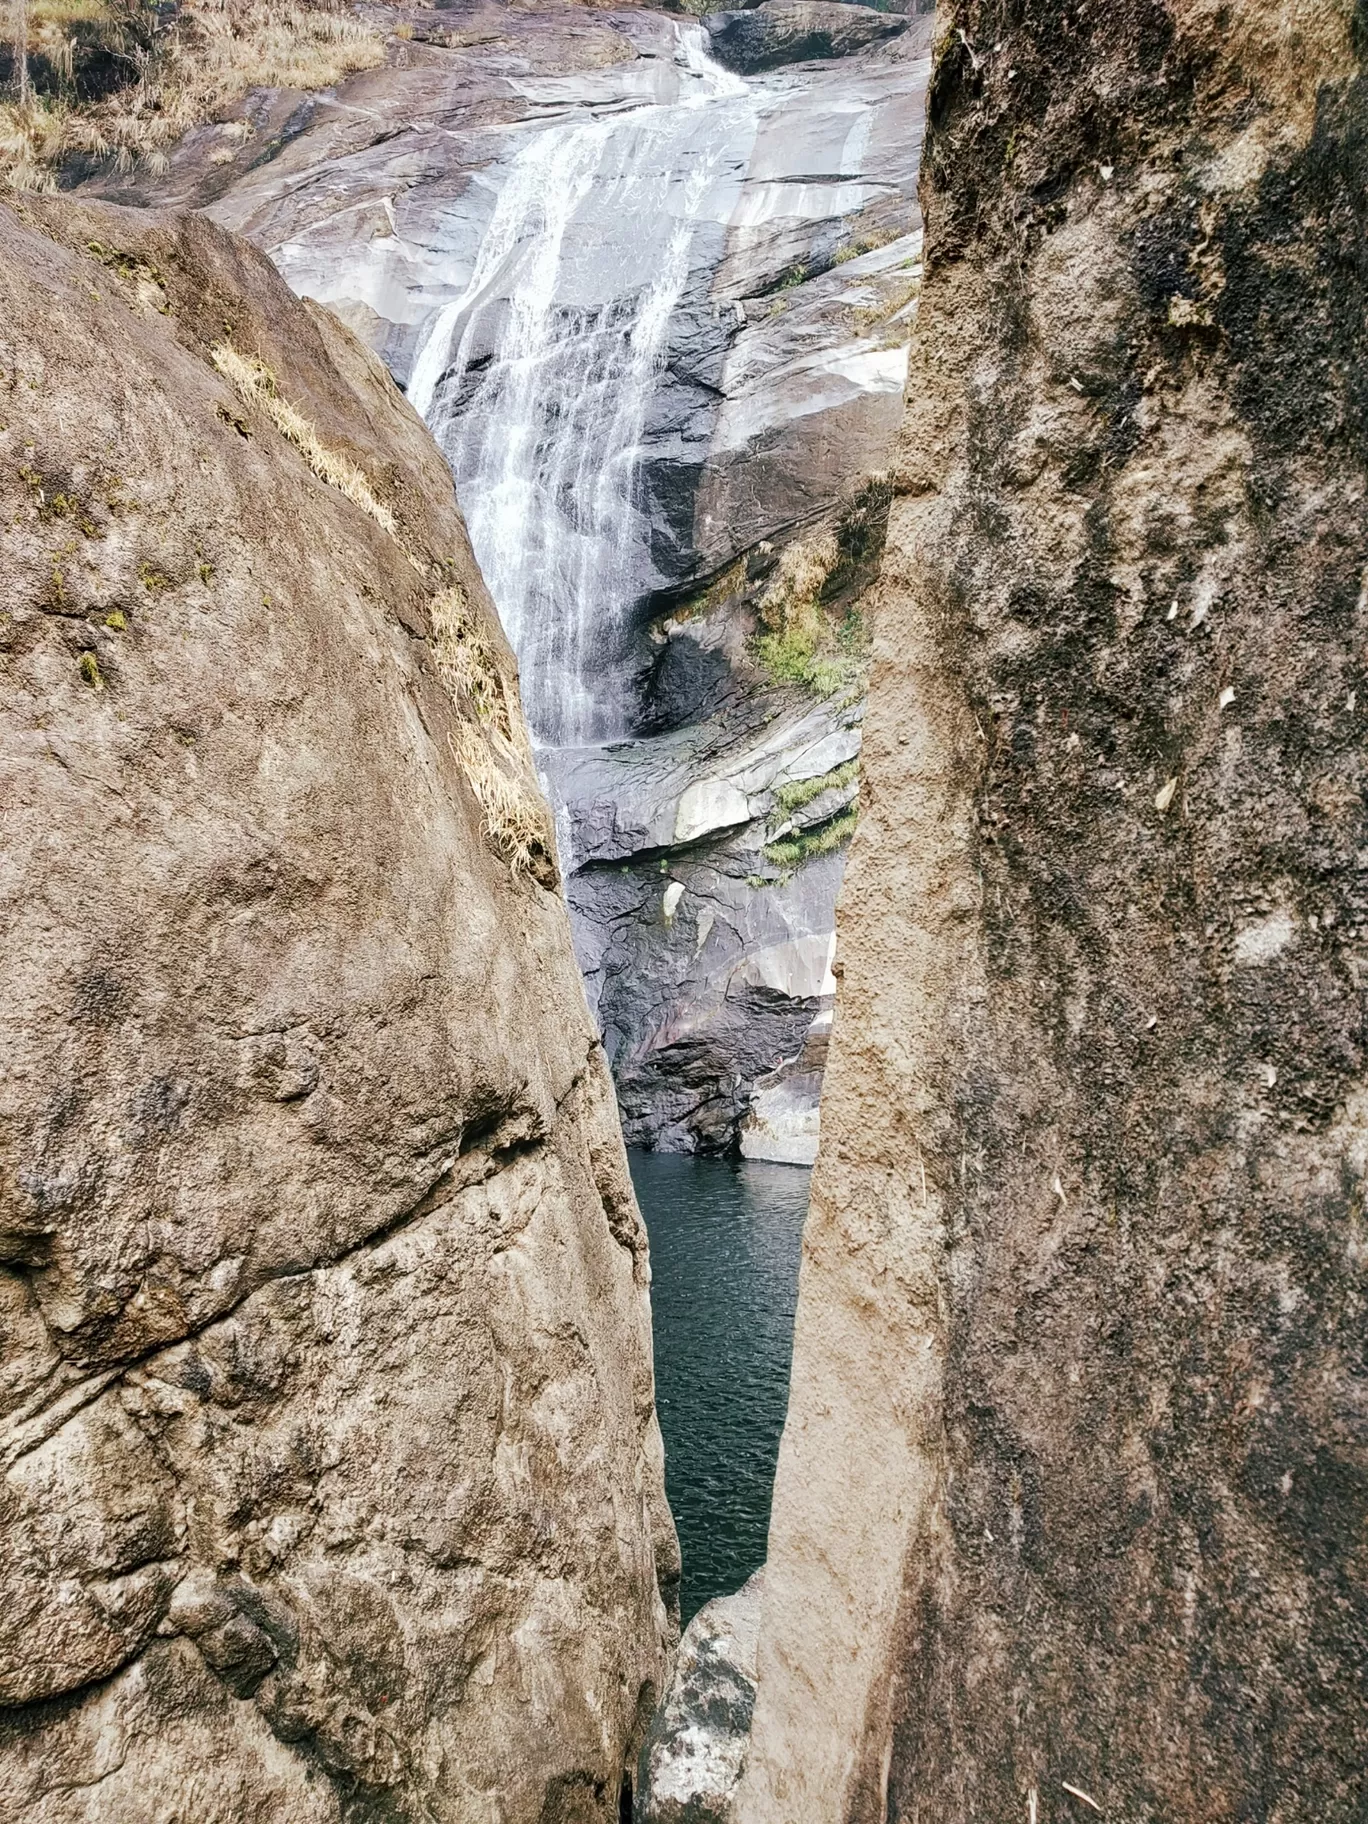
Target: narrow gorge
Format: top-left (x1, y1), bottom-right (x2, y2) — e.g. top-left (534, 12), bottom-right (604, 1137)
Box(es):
top-left (1, 0), bottom-right (1365, 1819)
top-left (160, 0), bottom-right (935, 1161)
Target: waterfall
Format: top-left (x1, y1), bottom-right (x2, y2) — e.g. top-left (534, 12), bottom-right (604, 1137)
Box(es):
top-left (408, 29), bottom-right (755, 749)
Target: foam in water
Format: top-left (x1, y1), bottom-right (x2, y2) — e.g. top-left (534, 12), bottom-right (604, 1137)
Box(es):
top-left (408, 28), bottom-right (756, 748)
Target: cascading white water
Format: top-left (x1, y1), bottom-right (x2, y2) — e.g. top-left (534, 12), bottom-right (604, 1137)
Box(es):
top-left (408, 30), bottom-right (756, 748)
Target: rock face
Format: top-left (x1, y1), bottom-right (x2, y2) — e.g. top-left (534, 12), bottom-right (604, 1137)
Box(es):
top-left (548, 681), bottom-right (858, 1153)
top-left (0, 197), bottom-right (674, 1820)
top-left (704, 2), bottom-right (907, 76)
top-left (637, 1571), bottom-right (763, 1824)
top-left (84, 4), bottom-right (932, 1153)
top-left (739, 2), bottom-right (1368, 1819)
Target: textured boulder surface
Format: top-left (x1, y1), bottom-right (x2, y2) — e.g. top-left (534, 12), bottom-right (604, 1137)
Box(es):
top-left (637, 1571), bottom-right (763, 1824)
top-left (0, 196), bottom-right (675, 1821)
top-left (704, 1), bottom-right (906, 75)
top-left (739, 1), bottom-right (1368, 1819)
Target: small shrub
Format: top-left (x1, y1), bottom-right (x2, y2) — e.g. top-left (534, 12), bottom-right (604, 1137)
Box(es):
top-left (752, 529), bottom-right (869, 698)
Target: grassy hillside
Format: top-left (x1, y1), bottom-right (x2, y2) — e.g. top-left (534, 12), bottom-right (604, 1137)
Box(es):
top-left (0, 0), bottom-right (384, 189)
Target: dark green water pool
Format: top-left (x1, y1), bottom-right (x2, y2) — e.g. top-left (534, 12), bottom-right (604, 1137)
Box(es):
top-left (628, 1149), bottom-right (810, 1626)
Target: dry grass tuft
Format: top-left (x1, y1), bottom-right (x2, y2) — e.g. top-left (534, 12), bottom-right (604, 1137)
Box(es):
top-left (761, 532), bottom-right (841, 628)
top-left (429, 583), bottom-right (552, 877)
top-left (1, 0), bottom-right (384, 191)
top-left (211, 341), bottom-right (398, 535)
top-left (753, 530), bottom-right (865, 697)
top-left (430, 582), bottom-right (511, 735)
top-left (448, 719), bottom-right (551, 879)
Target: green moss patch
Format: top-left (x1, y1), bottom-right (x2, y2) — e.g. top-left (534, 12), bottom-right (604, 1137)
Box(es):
top-left (775, 759), bottom-right (859, 815)
top-left (763, 804), bottom-right (858, 870)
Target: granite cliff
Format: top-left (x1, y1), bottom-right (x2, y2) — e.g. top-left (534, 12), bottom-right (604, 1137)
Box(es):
top-left (738, 0), bottom-right (1368, 1818)
top-left (0, 195), bottom-right (675, 1821)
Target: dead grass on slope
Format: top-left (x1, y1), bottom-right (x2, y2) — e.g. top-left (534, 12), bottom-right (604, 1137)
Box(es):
top-left (431, 584), bottom-right (553, 878)
top-left (208, 348), bottom-right (551, 877)
top-left (206, 348), bottom-right (550, 875)
top-left (1, 0), bottom-right (384, 191)
top-left (212, 340), bottom-right (398, 536)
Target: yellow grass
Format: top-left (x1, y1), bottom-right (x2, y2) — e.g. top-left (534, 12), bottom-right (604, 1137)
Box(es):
top-left (207, 346), bottom-right (551, 877)
top-left (206, 355), bottom-right (548, 875)
top-left (752, 529), bottom-right (865, 697)
top-left (211, 341), bottom-right (398, 536)
top-left (2, 0), bottom-right (385, 190)
top-left (430, 582), bottom-right (512, 736)
top-left (448, 719), bottom-right (551, 879)
top-left (760, 531), bottom-right (841, 630)
top-left (430, 584), bottom-right (551, 876)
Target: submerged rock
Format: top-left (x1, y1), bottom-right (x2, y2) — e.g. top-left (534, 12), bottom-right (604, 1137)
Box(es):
top-left (739, 2), bottom-right (1368, 1818)
top-left (638, 1572), bottom-right (764, 1824)
top-left (0, 197), bottom-right (674, 1820)
top-left (705, 1), bottom-right (906, 75)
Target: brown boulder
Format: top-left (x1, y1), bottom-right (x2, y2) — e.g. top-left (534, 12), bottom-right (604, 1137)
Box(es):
top-left (0, 197), bottom-right (675, 1820)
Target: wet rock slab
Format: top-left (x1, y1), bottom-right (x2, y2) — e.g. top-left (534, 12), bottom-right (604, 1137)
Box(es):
top-left (549, 686), bottom-right (859, 1152)
top-left (704, 1), bottom-right (906, 76)
top-left (96, 3), bottom-right (933, 1153)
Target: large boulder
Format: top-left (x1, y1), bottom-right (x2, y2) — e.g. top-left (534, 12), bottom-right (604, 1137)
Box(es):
top-left (0, 197), bottom-right (675, 1820)
top-left (704, 1), bottom-right (906, 75)
top-left (738, 1), bottom-right (1368, 1819)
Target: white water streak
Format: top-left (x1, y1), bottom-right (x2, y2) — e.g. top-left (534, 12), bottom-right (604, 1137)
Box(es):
top-left (410, 29), bottom-right (755, 747)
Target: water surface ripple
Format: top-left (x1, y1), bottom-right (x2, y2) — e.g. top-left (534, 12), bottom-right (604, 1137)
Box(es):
top-left (629, 1150), bottom-right (809, 1624)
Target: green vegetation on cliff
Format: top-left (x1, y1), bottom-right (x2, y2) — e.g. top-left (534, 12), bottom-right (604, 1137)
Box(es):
top-left (775, 758), bottom-right (859, 815)
top-left (751, 479), bottom-right (888, 696)
top-left (763, 803), bottom-right (858, 871)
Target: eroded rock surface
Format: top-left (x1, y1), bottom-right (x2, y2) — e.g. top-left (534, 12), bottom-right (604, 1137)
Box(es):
top-left (0, 196), bottom-right (674, 1820)
top-left (740, 1), bottom-right (1368, 1818)
top-left (704, 2), bottom-right (907, 76)
top-left (637, 1571), bottom-right (763, 1824)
